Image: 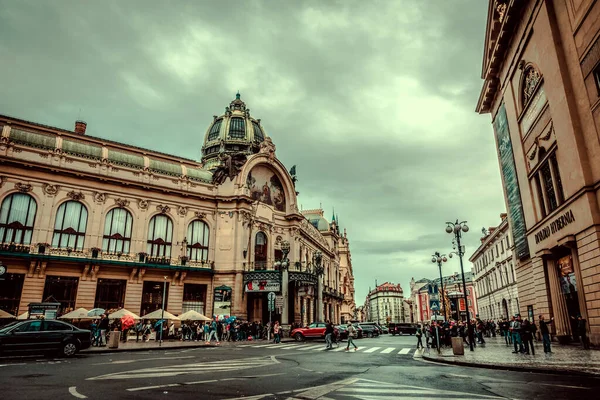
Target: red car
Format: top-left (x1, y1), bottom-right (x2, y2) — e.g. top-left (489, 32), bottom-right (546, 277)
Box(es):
top-left (291, 322), bottom-right (339, 341)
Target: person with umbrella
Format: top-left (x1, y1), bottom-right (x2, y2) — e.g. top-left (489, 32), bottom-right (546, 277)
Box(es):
top-left (121, 314), bottom-right (135, 342)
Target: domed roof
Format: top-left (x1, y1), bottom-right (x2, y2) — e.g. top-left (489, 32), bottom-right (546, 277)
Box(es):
top-left (201, 93), bottom-right (268, 170)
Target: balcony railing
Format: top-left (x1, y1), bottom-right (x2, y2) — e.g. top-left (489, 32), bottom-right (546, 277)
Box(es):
top-left (0, 243), bottom-right (213, 270)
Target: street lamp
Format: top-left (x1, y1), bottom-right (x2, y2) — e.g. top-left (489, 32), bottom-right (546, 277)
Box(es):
top-left (446, 219), bottom-right (474, 351)
top-left (431, 252), bottom-right (448, 321)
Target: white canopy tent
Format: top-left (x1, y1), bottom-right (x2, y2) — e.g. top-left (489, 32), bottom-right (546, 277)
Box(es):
top-left (141, 309), bottom-right (180, 320)
top-left (178, 310), bottom-right (211, 321)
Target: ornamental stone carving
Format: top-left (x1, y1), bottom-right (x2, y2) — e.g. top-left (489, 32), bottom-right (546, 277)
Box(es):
top-left (42, 184), bottom-right (59, 196)
top-left (67, 190), bottom-right (85, 201)
top-left (259, 137), bottom-right (276, 162)
top-left (194, 211), bottom-right (207, 219)
top-left (523, 67), bottom-right (541, 105)
top-left (15, 182), bottom-right (33, 193)
top-left (137, 199), bottom-right (149, 210)
top-left (0, 176), bottom-right (5, 188)
top-left (156, 204), bottom-right (170, 214)
top-left (114, 198), bottom-right (130, 208)
top-left (178, 206), bottom-right (188, 217)
top-left (495, 1), bottom-right (507, 23)
top-left (93, 192), bottom-right (107, 204)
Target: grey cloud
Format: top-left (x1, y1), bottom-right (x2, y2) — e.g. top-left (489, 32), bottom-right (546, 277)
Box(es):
top-left (0, 0), bottom-right (502, 302)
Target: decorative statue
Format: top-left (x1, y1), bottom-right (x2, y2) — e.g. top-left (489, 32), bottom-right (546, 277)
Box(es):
top-left (212, 152), bottom-right (247, 185)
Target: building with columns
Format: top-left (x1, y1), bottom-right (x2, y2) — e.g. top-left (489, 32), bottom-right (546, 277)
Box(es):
top-left (470, 214), bottom-right (520, 321)
top-left (476, 0), bottom-right (600, 344)
top-left (365, 282), bottom-right (405, 324)
top-left (0, 93), bottom-right (356, 326)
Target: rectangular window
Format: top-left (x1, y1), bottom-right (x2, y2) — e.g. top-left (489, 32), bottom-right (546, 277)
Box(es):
top-left (183, 284), bottom-right (207, 314)
top-left (141, 281), bottom-right (169, 317)
top-left (0, 273), bottom-right (25, 316)
top-left (43, 276), bottom-right (79, 314)
top-left (94, 279), bottom-right (127, 311)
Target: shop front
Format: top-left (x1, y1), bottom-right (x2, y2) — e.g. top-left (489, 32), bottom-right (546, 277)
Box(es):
top-left (244, 276), bottom-right (281, 323)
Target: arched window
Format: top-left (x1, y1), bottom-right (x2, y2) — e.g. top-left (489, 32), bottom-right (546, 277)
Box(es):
top-left (0, 193), bottom-right (37, 245)
top-left (207, 119), bottom-right (222, 142)
top-left (254, 232), bottom-right (267, 270)
top-left (147, 214), bottom-right (173, 257)
top-left (187, 220), bottom-right (209, 261)
top-left (229, 118), bottom-right (246, 139)
top-left (52, 201), bottom-right (88, 250)
top-left (102, 208), bottom-right (133, 254)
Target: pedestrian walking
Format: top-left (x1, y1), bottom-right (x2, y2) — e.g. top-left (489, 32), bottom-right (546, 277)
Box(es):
top-left (273, 321), bottom-right (281, 344)
top-left (207, 319), bottom-right (220, 345)
top-left (98, 314), bottom-right (109, 346)
top-left (325, 321), bottom-right (334, 350)
top-left (510, 315), bottom-right (524, 353)
top-left (345, 324), bottom-right (358, 351)
top-left (416, 325), bottom-right (424, 349)
top-left (538, 315), bottom-right (553, 353)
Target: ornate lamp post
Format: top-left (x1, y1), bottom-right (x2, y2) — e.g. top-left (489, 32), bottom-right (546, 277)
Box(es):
top-left (275, 240), bottom-right (291, 324)
top-left (446, 219), bottom-right (473, 351)
top-left (431, 252), bottom-right (448, 321)
top-left (313, 251), bottom-right (324, 322)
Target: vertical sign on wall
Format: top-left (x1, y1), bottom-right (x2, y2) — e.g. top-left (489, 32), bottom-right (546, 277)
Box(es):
top-left (494, 103), bottom-right (530, 259)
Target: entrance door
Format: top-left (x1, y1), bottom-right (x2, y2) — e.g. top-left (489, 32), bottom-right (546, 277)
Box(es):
top-left (558, 255), bottom-right (581, 338)
top-left (502, 299), bottom-right (509, 319)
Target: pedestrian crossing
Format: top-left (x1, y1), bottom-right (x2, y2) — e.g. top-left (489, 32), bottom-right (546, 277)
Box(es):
top-left (236, 343), bottom-right (417, 356)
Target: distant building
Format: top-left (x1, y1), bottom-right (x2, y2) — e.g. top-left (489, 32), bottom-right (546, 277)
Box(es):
top-left (414, 273), bottom-right (477, 322)
top-left (365, 282), bottom-right (405, 324)
top-left (470, 214), bottom-right (520, 321)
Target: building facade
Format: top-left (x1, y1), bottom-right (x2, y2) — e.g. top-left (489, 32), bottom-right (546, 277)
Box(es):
top-left (365, 282), bottom-right (405, 324)
top-left (414, 273), bottom-right (478, 323)
top-left (0, 94), bottom-right (356, 326)
top-left (470, 214), bottom-right (520, 321)
top-left (476, 0), bottom-right (600, 344)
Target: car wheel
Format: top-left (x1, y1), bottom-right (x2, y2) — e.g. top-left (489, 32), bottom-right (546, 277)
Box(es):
top-left (61, 341), bottom-right (78, 357)
top-left (367, 332), bottom-right (373, 338)
top-left (294, 333), bottom-right (304, 342)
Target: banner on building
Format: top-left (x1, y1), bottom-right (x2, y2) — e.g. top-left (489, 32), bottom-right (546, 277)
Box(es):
top-left (245, 280), bottom-right (281, 293)
top-left (459, 298), bottom-right (466, 312)
top-left (494, 103), bottom-right (530, 260)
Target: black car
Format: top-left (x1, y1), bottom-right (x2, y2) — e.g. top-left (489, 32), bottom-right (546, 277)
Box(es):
top-left (358, 323), bottom-right (380, 338)
top-left (389, 323), bottom-right (418, 335)
top-left (0, 319), bottom-right (91, 357)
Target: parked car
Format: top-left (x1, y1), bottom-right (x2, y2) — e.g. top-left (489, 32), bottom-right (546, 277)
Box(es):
top-left (389, 323), bottom-right (418, 335)
top-left (0, 319), bottom-right (91, 357)
top-left (348, 323), bottom-right (364, 339)
top-left (291, 322), bottom-right (339, 341)
top-left (358, 322), bottom-right (380, 338)
top-left (335, 325), bottom-right (348, 340)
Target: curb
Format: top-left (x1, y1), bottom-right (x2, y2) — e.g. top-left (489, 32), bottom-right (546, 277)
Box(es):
top-left (421, 355), bottom-right (600, 378)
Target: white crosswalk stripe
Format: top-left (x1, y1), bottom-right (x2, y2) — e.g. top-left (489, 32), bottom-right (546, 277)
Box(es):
top-left (363, 347), bottom-right (381, 353)
top-left (327, 378), bottom-right (503, 399)
top-left (237, 343), bottom-right (416, 356)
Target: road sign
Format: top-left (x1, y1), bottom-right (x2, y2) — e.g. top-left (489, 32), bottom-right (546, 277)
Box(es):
top-left (429, 300), bottom-right (440, 311)
top-left (275, 295), bottom-right (284, 308)
top-left (268, 292), bottom-right (276, 301)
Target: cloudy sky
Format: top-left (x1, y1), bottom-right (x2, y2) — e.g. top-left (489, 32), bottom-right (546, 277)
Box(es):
top-left (0, 0), bottom-right (505, 303)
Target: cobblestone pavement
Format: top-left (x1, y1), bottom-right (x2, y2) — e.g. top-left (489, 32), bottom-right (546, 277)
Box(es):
top-left (421, 336), bottom-right (600, 375)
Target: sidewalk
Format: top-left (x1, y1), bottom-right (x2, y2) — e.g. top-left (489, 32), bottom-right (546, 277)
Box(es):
top-left (82, 337), bottom-right (295, 354)
top-left (421, 336), bottom-right (600, 376)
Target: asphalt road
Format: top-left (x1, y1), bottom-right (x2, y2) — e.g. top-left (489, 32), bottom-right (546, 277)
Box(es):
top-left (0, 334), bottom-right (598, 399)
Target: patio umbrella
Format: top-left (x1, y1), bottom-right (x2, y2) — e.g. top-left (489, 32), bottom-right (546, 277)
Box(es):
top-left (141, 309), bottom-right (180, 321)
top-left (0, 309), bottom-right (16, 319)
top-left (121, 314), bottom-right (136, 330)
top-left (108, 308), bottom-right (140, 320)
top-left (88, 308), bottom-right (105, 317)
top-left (178, 310), bottom-right (211, 321)
top-left (59, 308), bottom-right (91, 319)
top-left (17, 312), bottom-right (29, 320)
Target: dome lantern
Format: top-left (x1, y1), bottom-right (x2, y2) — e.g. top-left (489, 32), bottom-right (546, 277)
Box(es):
top-left (201, 93), bottom-right (269, 170)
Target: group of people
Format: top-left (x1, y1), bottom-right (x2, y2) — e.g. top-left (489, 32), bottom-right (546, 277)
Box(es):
top-left (415, 313), bottom-right (590, 354)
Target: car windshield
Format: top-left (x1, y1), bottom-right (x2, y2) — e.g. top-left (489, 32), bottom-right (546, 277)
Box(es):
top-left (0, 321), bottom-right (20, 332)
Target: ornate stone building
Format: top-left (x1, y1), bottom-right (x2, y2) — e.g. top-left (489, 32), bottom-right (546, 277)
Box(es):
top-left (476, 0), bottom-right (600, 344)
top-left (470, 214), bottom-right (520, 321)
top-left (365, 282), bottom-right (405, 324)
top-left (414, 273), bottom-right (478, 323)
top-left (0, 94), bottom-right (356, 325)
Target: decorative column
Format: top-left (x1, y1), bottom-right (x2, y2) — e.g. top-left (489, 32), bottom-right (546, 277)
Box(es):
top-left (280, 241), bottom-right (291, 325)
top-left (545, 256), bottom-right (571, 338)
top-left (314, 251), bottom-right (324, 322)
